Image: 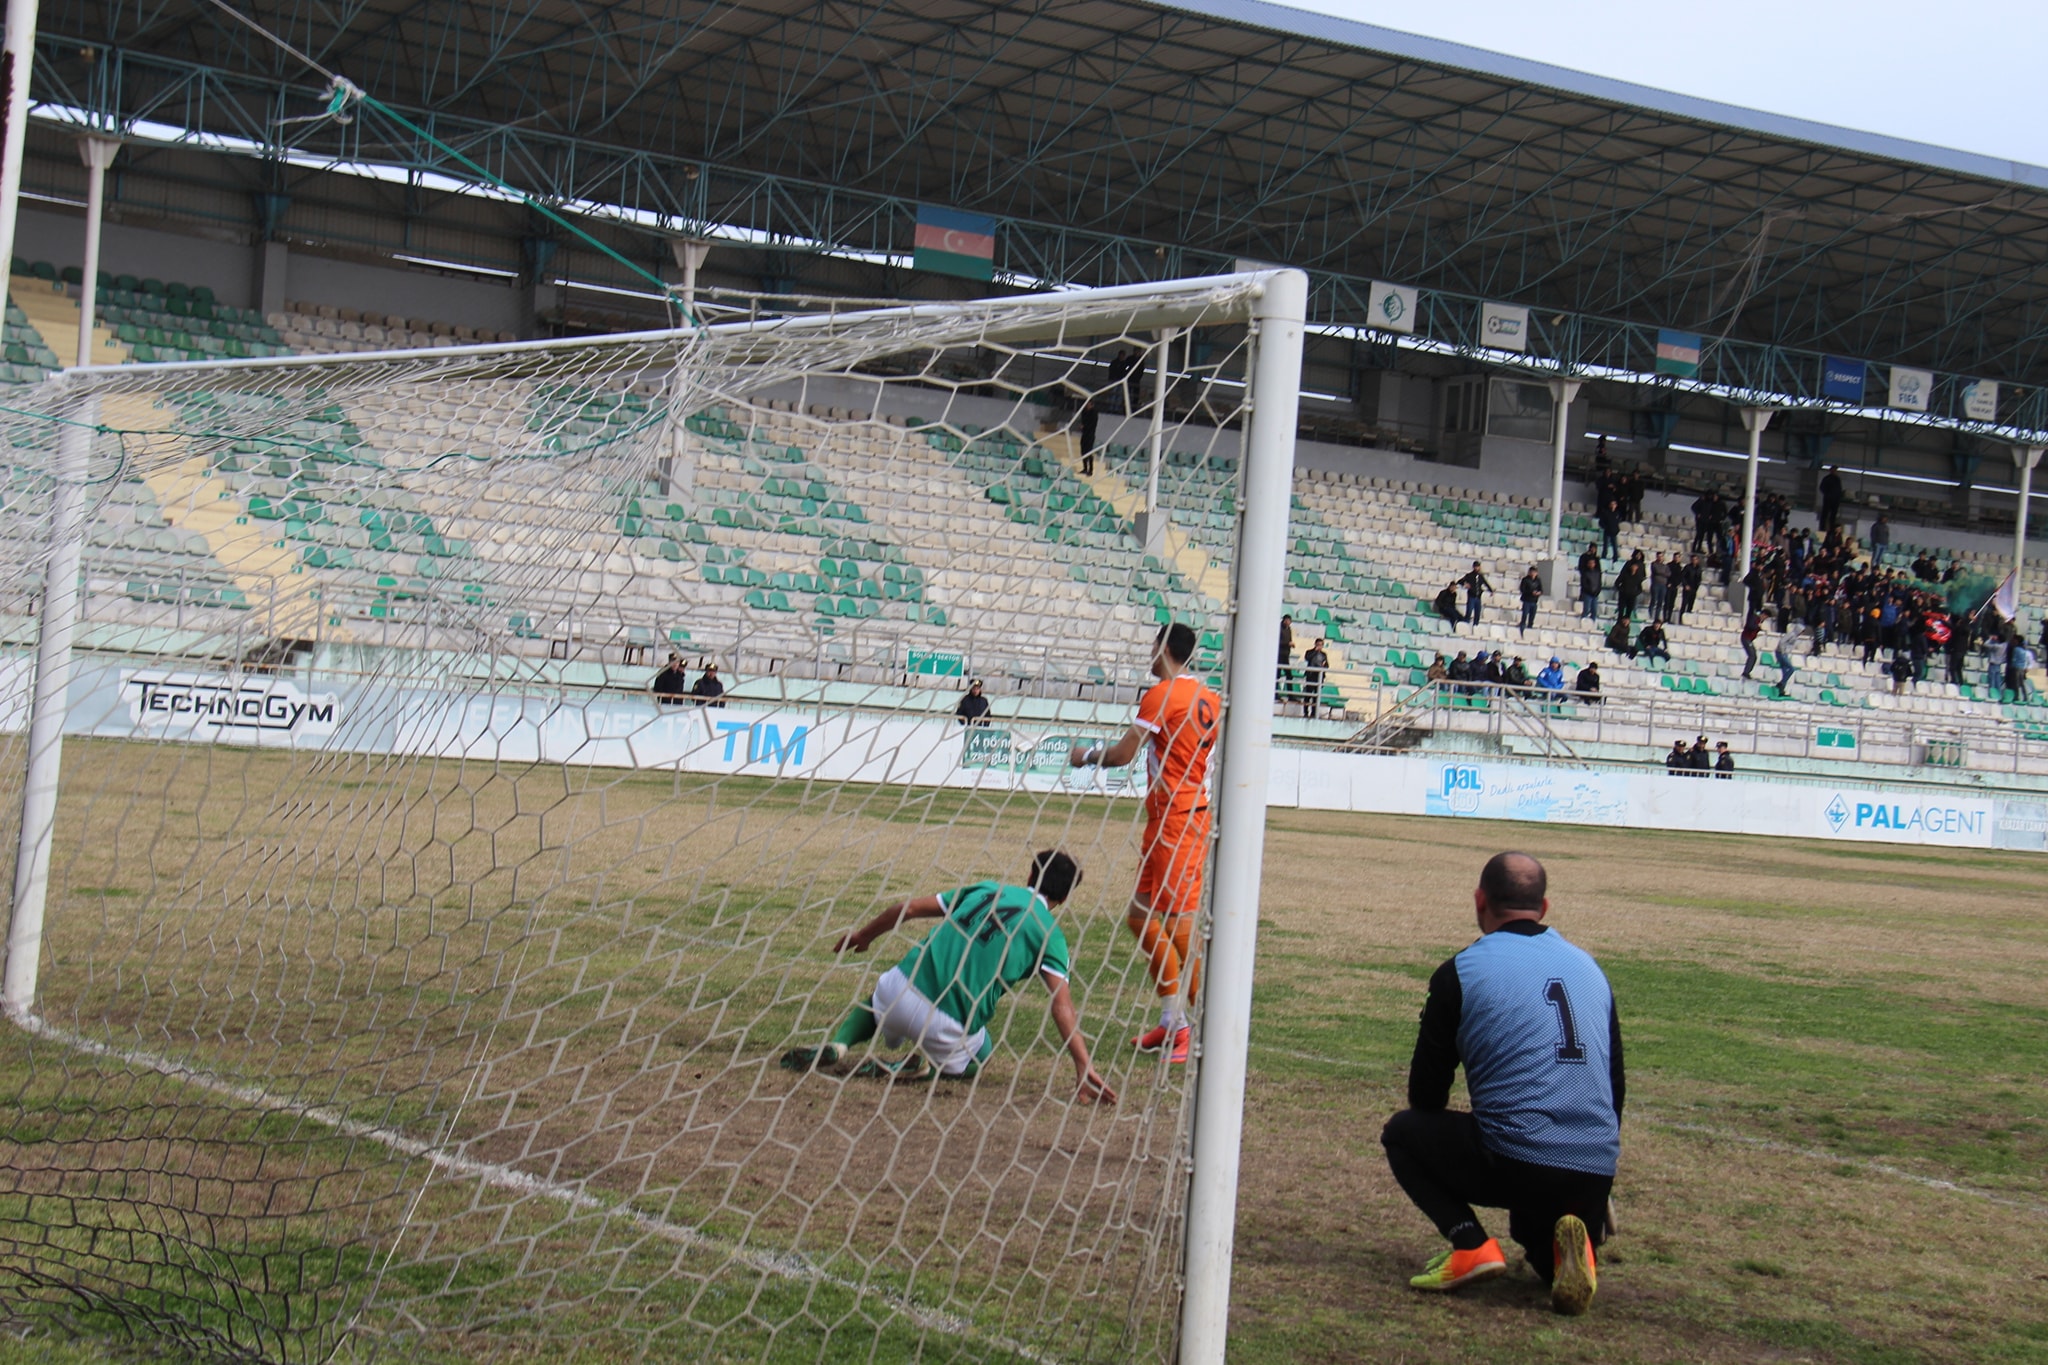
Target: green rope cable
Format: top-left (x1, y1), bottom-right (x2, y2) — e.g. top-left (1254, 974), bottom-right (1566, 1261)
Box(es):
top-left (346, 86), bottom-right (707, 335)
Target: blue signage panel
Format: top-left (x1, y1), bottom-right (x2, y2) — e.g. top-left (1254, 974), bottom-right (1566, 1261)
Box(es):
top-left (1821, 356), bottom-right (1866, 403)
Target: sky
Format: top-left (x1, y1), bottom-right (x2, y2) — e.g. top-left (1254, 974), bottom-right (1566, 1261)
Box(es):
top-left (1292, 0), bottom-right (2048, 169)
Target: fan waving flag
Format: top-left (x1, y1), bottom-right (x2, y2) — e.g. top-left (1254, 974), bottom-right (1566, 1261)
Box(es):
top-left (914, 205), bottom-right (997, 281)
top-left (1991, 568), bottom-right (2020, 621)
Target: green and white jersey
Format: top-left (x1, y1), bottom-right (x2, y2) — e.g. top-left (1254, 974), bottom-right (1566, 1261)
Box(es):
top-left (894, 882), bottom-right (1071, 1036)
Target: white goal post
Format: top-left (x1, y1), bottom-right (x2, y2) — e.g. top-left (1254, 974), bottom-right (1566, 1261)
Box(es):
top-left (0, 268), bottom-right (1306, 1364)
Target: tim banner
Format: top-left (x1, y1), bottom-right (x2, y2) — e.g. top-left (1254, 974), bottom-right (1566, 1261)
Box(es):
top-left (1962, 379), bottom-right (1999, 422)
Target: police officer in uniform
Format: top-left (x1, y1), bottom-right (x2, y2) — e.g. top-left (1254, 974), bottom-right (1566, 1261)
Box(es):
top-left (1380, 851), bottom-right (1622, 1315)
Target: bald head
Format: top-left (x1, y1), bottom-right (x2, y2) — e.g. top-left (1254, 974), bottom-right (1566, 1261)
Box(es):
top-left (1477, 852), bottom-right (1548, 922)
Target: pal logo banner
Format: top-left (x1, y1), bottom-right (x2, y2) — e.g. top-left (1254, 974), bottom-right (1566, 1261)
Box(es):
top-left (1423, 762), bottom-right (1631, 824)
top-left (1887, 366), bottom-right (1933, 412)
top-left (1819, 790), bottom-right (1992, 846)
top-left (1480, 302), bottom-right (1529, 352)
top-left (1368, 281), bottom-right (1419, 334)
top-left (1821, 356), bottom-right (1867, 403)
top-left (1961, 379), bottom-right (1999, 422)
top-left (913, 205), bottom-right (996, 282)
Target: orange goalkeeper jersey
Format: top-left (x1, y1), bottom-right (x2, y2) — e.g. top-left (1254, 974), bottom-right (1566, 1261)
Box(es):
top-left (1134, 674), bottom-right (1220, 820)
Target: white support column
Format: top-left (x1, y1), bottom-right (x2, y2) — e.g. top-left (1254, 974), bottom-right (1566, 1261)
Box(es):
top-left (669, 237), bottom-right (711, 316)
top-left (2014, 445), bottom-right (2043, 628)
top-left (74, 136), bottom-right (119, 366)
top-left (1138, 325), bottom-right (1177, 558)
top-left (4, 377), bottom-right (91, 1018)
top-left (1179, 269), bottom-right (1306, 1365)
top-left (1732, 406), bottom-right (1776, 612)
top-left (0, 0), bottom-right (41, 286)
top-left (1540, 377), bottom-right (1582, 596)
top-left (658, 239), bottom-right (713, 498)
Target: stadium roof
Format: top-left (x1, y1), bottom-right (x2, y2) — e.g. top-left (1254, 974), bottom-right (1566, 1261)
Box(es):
top-left (38, 0), bottom-right (2048, 395)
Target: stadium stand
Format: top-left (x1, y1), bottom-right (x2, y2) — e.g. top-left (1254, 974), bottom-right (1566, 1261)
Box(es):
top-left (270, 302), bottom-right (519, 354)
top-left (0, 296), bottom-right (60, 384)
top-left (6, 260), bottom-right (2044, 760)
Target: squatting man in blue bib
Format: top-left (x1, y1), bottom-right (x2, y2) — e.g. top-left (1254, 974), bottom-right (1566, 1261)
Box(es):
top-left (1381, 851), bottom-right (1623, 1315)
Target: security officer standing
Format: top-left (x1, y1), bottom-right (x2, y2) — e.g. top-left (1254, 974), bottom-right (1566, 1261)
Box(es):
top-left (1380, 851), bottom-right (1622, 1315)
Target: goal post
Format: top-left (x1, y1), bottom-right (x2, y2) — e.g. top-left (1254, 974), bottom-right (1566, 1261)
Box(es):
top-left (0, 269), bottom-right (1306, 1364)
top-left (1179, 267), bottom-right (1305, 1365)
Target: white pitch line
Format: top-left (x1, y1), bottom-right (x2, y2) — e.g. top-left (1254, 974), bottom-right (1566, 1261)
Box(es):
top-left (1246, 1041), bottom-right (2048, 1219)
top-left (13, 1011), bottom-right (1064, 1364)
top-left (1646, 1120), bottom-right (2048, 1218)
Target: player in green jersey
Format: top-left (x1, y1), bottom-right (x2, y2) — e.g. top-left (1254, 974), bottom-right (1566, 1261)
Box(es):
top-left (780, 849), bottom-right (1116, 1104)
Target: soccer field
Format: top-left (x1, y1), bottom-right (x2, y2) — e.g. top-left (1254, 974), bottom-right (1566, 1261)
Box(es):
top-left (0, 741), bottom-right (2043, 1364)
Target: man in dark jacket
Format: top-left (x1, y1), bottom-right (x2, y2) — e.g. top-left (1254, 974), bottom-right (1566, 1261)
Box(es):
top-left (1518, 567), bottom-right (1543, 635)
top-left (691, 663), bottom-right (727, 707)
top-left (1614, 552), bottom-right (1645, 621)
top-left (1577, 546), bottom-right (1603, 620)
top-left (1435, 583), bottom-right (1464, 631)
top-left (1635, 620), bottom-right (1670, 663)
top-left (1303, 639), bottom-right (1330, 717)
top-left (1818, 466), bottom-right (1845, 531)
top-left (1278, 615), bottom-right (1297, 700)
top-left (1675, 555), bottom-right (1704, 625)
top-left (1598, 501), bottom-right (1621, 560)
top-left (955, 679), bottom-right (993, 725)
top-left (1688, 736), bottom-right (1712, 775)
top-left (1605, 615), bottom-right (1635, 657)
top-left (1574, 660), bottom-right (1602, 702)
top-left (1647, 553), bottom-right (1672, 623)
top-left (1714, 742), bottom-right (1735, 778)
top-left (652, 652), bottom-right (691, 706)
top-left (1459, 562), bottom-right (1493, 626)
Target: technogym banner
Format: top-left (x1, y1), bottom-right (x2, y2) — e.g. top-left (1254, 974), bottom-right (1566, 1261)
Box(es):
top-left (5, 659), bottom-right (2035, 851)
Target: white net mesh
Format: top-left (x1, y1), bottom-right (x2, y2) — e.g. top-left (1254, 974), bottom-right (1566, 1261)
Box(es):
top-left (0, 277), bottom-right (1277, 1362)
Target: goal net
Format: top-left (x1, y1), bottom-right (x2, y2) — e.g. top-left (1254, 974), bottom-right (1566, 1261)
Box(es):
top-left (0, 273), bottom-right (1302, 1363)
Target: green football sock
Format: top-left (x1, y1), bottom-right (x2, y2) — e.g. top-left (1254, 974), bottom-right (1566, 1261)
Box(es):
top-left (829, 1003), bottom-right (877, 1050)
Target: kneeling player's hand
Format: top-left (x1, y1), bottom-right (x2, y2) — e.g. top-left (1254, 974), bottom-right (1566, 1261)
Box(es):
top-left (831, 930), bottom-right (868, 954)
top-left (1067, 743), bottom-right (1089, 768)
top-left (1075, 1067), bottom-right (1117, 1105)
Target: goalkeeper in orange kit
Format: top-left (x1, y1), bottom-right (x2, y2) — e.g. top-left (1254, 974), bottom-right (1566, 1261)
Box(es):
top-left (1070, 621), bottom-right (1218, 1063)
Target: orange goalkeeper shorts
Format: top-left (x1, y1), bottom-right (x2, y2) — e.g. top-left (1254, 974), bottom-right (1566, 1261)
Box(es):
top-left (1136, 808), bottom-right (1210, 919)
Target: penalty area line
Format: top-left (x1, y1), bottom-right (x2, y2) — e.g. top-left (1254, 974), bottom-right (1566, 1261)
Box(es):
top-left (1245, 1042), bottom-right (2048, 1219)
top-left (12, 1011), bottom-right (1066, 1364)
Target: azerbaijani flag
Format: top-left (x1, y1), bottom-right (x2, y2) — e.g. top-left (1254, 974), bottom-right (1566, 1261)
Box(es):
top-left (914, 205), bottom-right (997, 281)
top-left (1655, 328), bottom-right (1701, 378)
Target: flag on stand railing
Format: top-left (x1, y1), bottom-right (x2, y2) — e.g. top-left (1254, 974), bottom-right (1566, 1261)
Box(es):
top-left (913, 206), bottom-right (997, 281)
top-left (1655, 329), bottom-right (1701, 377)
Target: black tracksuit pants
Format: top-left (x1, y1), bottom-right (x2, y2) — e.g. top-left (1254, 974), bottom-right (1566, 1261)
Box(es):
top-left (1381, 1107), bottom-right (1611, 1283)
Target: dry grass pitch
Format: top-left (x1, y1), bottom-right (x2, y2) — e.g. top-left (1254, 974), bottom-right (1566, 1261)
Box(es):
top-left (0, 739), bottom-right (2042, 1364)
